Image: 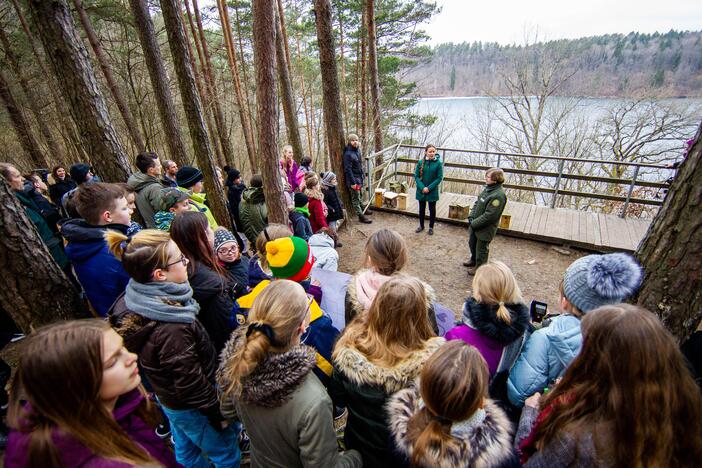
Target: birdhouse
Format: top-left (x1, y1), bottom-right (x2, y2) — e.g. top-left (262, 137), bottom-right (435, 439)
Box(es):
top-left (374, 188), bottom-right (386, 208)
top-left (449, 202), bottom-right (471, 220)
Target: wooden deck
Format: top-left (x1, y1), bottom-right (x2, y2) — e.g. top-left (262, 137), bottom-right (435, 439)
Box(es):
top-left (370, 192), bottom-right (652, 252)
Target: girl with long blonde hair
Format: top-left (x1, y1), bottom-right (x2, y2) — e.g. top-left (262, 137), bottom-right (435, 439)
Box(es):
top-left (331, 275), bottom-right (445, 468)
top-left (445, 261), bottom-right (530, 380)
top-left (218, 280), bottom-right (362, 467)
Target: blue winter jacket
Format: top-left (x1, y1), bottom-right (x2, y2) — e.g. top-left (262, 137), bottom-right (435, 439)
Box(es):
top-left (62, 219), bottom-right (131, 316)
top-left (289, 210), bottom-right (313, 241)
top-left (507, 314), bottom-right (582, 407)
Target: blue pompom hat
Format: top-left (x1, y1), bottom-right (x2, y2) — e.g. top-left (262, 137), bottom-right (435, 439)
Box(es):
top-left (562, 253), bottom-right (642, 314)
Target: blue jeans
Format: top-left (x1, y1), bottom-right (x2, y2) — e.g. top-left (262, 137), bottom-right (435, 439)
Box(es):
top-left (161, 405), bottom-right (240, 468)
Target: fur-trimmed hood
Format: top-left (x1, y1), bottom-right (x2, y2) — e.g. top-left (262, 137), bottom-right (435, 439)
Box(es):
top-left (217, 328), bottom-right (318, 408)
top-left (387, 384), bottom-right (516, 468)
top-left (463, 298), bottom-right (530, 345)
top-left (333, 337), bottom-right (445, 394)
top-left (346, 269), bottom-right (437, 318)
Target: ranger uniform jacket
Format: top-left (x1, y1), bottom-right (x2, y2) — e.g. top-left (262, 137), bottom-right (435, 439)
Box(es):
top-left (469, 183), bottom-right (507, 241)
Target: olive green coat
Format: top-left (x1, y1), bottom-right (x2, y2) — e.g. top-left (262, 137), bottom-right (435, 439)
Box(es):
top-left (469, 183), bottom-right (507, 241)
top-left (413, 156), bottom-right (443, 202)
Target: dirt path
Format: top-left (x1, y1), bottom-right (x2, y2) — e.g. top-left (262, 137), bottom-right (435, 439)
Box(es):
top-left (337, 211), bottom-right (586, 317)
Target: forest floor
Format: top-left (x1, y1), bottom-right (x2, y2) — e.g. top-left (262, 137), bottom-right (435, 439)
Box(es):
top-left (337, 210), bottom-right (588, 316)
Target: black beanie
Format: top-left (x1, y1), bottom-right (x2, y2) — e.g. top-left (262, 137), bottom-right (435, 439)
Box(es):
top-left (69, 163), bottom-right (91, 184)
top-left (227, 168), bottom-right (241, 183)
top-left (176, 166), bottom-right (204, 188)
top-left (294, 192), bottom-right (309, 208)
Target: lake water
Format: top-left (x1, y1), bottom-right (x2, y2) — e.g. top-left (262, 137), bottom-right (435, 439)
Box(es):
top-left (407, 96), bottom-right (702, 161)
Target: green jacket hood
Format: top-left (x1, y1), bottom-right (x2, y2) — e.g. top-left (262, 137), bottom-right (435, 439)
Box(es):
top-left (127, 172), bottom-right (162, 192)
top-left (243, 186), bottom-right (265, 203)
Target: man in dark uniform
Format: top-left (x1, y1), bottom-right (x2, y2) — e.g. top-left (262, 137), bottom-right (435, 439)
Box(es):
top-left (463, 168), bottom-right (507, 275)
top-left (343, 133), bottom-right (372, 224)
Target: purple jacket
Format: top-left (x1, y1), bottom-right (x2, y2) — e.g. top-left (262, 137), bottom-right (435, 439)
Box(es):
top-left (5, 389), bottom-right (179, 468)
top-left (445, 298), bottom-right (530, 377)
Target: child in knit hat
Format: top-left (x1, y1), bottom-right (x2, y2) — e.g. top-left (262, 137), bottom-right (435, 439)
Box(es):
top-left (176, 166), bottom-right (218, 229)
top-left (214, 227), bottom-right (250, 294)
top-left (289, 192), bottom-right (313, 241)
top-left (232, 236), bottom-right (339, 388)
top-left (153, 187), bottom-right (191, 231)
top-left (507, 252), bottom-right (642, 407)
top-left (320, 172), bottom-right (344, 245)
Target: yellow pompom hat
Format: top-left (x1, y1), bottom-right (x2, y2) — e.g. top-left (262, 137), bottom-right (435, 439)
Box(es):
top-left (265, 236), bottom-right (315, 282)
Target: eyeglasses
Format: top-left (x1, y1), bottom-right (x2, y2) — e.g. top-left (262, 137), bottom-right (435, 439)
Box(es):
top-left (166, 254), bottom-right (189, 268)
top-left (217, 246), bottom-right (239, 256)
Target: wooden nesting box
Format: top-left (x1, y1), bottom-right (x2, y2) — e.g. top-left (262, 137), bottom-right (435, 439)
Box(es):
top-left (448, 202), bottom-right (471, 220)
top-left (397, 193), bottom-right (408, 210)
top-left (383, 191), bottom-right (398, 209)
top-left (374, 188), bottom-right (386, 208)
top-left (499, 212), bottom-right (512, 229)
top-left (387, 180), bottom-right (408, 193)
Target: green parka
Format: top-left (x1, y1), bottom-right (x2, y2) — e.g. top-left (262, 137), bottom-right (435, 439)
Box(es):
top-left (239, 186), bottom-right (268, 245)
top-left (469, 182), bottom-right (507, 241)
top-left (413, 156), bottom-right (443, 202)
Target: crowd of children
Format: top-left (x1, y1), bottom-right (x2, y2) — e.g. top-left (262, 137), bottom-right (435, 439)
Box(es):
top-left (1, 150), bottom-right (702, 468)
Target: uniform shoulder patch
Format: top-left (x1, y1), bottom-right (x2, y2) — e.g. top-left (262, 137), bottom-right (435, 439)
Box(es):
top-left (491, 199), bottom-right (501, 207)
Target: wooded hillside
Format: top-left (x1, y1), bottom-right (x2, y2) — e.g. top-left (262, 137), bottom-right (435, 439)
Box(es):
top-left (407, 30), bottom-right (702, 97)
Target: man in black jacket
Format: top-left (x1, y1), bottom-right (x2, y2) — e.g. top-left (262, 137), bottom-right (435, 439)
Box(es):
top-left (343, 134), bottom-right (372, 224)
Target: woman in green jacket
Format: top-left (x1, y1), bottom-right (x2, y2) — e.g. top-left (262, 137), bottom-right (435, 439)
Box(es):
top-left (413, 144), bottom-right (443, 235)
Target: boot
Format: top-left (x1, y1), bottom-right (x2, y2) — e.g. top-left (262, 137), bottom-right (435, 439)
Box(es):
top-left (358, 214), bottom-right (372, 224)
top-left (467, 266), bottom-right (478, 276)
top-left (462, 260), bottom-right (476, 267)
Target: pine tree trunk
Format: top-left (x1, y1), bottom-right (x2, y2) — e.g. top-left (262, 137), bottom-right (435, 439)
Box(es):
top-left (313, 0), bottom-right (350, 211)
top-left (338, 8), bottom-right (349, 131)
top-left (360, 4), bottom-right (368, 149)
top-left (294, 35), bottom-right (315, 162)
top-left (0, 178), bottom-right (85, 331)
top-left (276, 10), bottom-right (304, 162)
top-left (27, 0), bottom-right (131, 183)
top-left (182, 0), bottom-right (226, 169)
top-left (233, 3), bottom-right (256, 134)
top-left (0, 27), bottom-right (62, 164)
top-left (0, 68), bottom-right (48, 169)
top-left (217, 0), bottom-right (259, 172)
top-left (73, 0), bottom-right (146, 153)
top-left (128, 0), bottom-right (189, 167)
top-left (192, 0), bottom-right (236, 167)
top-left (159, 0), bottom-right (231, 229)
top-left (252, 0), bottom-right (287, 224)
top-left (636, 124), bottom-right (702, 342)
top-left (366, 0), bottom-right (383, 158)
top-left (9, 0), bottom-right (85, 164)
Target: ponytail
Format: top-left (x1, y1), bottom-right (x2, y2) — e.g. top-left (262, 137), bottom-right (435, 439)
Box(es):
top-left (223, 324), bottom-right (273, 397)
top-left (495, 301), bottom-right (512, 324)
top-left (408, 408), bottom-right (456, 467)
top-left (105, 229), bottom-right (129, 260)
top-left (220, 281), bottom-right (309, 398)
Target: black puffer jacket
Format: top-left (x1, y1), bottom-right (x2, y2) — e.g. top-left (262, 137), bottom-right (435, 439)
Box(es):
top-left (322, 185), bottom-right (344, 222)
top-left (343, 144), bottom-right (364, 187)
top-left (48, 177), bottom-right (77, 206)
top-left (109, 295), bottom-right (220, 416)
top-left (189, 262), bottom-right (240, 354)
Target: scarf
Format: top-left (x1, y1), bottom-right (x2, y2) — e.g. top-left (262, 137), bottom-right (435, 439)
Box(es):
top-left (355, 269), bottom-right (391, 310)
top-left (124, 279), bottom-right (200, 324)
top-left (294, 206), bottom-right (310, 217)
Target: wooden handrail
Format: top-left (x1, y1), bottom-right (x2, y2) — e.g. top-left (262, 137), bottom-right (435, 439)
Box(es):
top-left (399, 144), bottom-right (674, 169)
top-left (396, 157), bottom-right (669, 189)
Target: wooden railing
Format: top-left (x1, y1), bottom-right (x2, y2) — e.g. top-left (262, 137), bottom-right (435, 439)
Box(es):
top-left (366, 144), bottom-right (675, 218)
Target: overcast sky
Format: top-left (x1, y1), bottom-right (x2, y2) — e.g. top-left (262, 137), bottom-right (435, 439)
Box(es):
top-left (426, 0), bottom-right (702, 45)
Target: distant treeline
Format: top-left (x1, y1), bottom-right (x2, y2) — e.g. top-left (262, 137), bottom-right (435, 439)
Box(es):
top-left (407, 30), bottom-right (702, 97)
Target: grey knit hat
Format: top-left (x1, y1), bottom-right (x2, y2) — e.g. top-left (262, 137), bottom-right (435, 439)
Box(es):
top-left (562, 253), bottom-right (642, 314)
top-left (321, 171), bottom-right (337, 187)
top-left (213, 228), bottom-right (237, 253)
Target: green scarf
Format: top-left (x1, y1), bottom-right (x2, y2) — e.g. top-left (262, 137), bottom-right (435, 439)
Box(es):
top-left (294, 206), bottom-right (310, 217)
